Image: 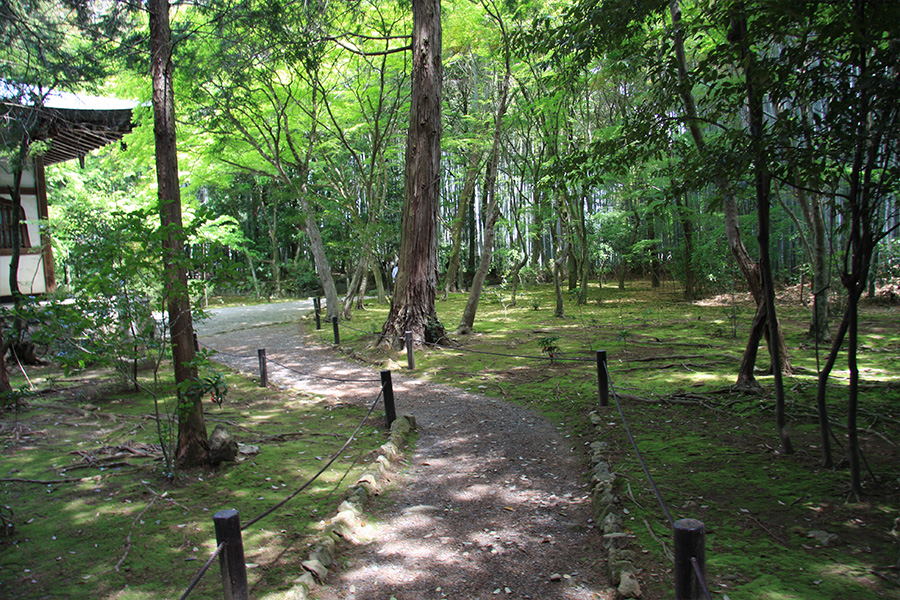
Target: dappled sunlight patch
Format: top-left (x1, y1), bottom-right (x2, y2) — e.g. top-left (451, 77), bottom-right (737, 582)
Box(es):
top-left (2, 359), bottom-right (387, 600)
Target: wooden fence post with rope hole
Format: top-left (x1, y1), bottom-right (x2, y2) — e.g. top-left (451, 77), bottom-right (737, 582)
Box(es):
top-left (213, 509), bottom-right (249, 600)
top-left (674, 518), bottom-right (706, 599)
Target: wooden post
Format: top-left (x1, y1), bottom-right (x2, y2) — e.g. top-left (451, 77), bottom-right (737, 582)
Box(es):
top-left (405, 331), bottom-right (415, 370)
top-left (213, 509), bottom-right (249, 600)
top-left (674, 518), bottom-right (706, 600)
top-left (332, 316), bottom-right (340, 345)
top-left (314, 297), bottom-right (321, 330)
top-left (257, 348), bottom-right (267, 388)
top-left (597, 350), bottom-right (609, 407)
top-left (381, 370), bottom-right (396, 428)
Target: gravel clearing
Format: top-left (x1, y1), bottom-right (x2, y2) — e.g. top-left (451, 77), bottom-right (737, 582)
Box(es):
top-left (198, 304), bottom-right (612, 600)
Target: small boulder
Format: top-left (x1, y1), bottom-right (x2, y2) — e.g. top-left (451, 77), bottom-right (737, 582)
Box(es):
top-left (618, 571), bottom-right (642, 598)
top-left (209, 425), bottom-right (238, 465)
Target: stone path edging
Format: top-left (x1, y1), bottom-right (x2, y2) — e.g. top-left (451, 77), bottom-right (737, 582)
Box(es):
top-left (588, 411), bottom-right (643, 599)
top-left (284, 414), bottom-right (417, 599)
top-left (278, 407), bottom-right (648, 600)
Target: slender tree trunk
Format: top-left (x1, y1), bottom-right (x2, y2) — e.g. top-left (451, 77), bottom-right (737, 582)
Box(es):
top-left (648, 218), bottom-right (661, 288)
top-left (268, 216), bottom-right (280, 297)
top-left (298, 198), bottom-right (339, 320)
top-left (675, 192), bottom-right (696, 301)
top-left (444, 149), bottom-right (483, 298)
top-left (456, 41), bottom-right (511, 335)
top-left (553, 236), bottom-right (568, 318)
top-left (565, 192), bottom-right (590, 304)
top-left (795, 185), bottom-right (831, 342)
top-left (847, 287), bottom-right (861, 492)
top-left (342, 256), bottom-right (366, 319)
top-left (245, 252), bottom-right (260, 298)
top-left (8, 163), bottom-right (24, 299)
top-left (371, 259), bottom-right (387, 304)
top-left (568, 252), bottom-right (577, 290)
top-left (466, 187), bottom-right (477, 286)
top-left (379, 0), bottom-right (446, 348)
top-left (0, 316), bottom-right (11, 392)
top-left (734, 4), bottom-right (793, 455)
top-left (775, 153), bottom-right (831, 343)
top-left (149, 0), bottom-right (207, 467)
top-left (356, 257), bottom-right (370, 310)
top-left (671, 0), bottom-right (791, 388)
top-left (509, 253), bottom-right (528, 306)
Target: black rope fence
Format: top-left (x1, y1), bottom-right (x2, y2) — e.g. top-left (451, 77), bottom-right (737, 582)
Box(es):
top-left (176, 542), bottom-right (226, 600)
top-left (325, 314), bottom-right (711, 598)
top-left (607, 368), bottom-right (712, 600)
top-left (175, 335), bottom-right (393, 600)
top-left (423, 339), bottom-right (596, 363)
top-left (241, 390), bottom-right (382, 531)
top-left (197, 339), bottom-right (380, 385)
top-left (179, 305), bottom-right (711, 599)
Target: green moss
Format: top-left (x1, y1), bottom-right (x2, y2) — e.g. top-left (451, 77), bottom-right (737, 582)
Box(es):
top-left (1, 365), bottom-right (386, 600)
top-left (327, 282), bottom-right (900, 600)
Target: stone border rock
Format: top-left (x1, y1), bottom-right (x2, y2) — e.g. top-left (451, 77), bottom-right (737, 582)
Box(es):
top-left (588, 411), bottom-right (643, 599)
top-left (284, 414), bottom-right (417, 600)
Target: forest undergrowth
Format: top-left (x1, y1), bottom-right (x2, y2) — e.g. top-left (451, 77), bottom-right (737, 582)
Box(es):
top-left (0, 365), bottom-right (386, 600)
top-left (318, 279), bottom-right (900, 600)
top-left (1, 279), bottom-right (897, 600)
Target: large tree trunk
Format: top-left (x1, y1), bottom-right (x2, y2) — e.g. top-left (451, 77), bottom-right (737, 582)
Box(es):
top-left (149, 0), bottom-right (207, 467)
top-left (379, 0), bottom-right (446, 348)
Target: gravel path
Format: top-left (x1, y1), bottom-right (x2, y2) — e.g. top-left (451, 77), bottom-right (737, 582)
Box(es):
top-left (197, 305), bottom-right (611, 600)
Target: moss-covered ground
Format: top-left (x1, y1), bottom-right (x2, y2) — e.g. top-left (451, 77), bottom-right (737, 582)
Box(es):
top-left (1, 363), bottom-right (387, 600)
top-left (310, 280), bottom-right (900, 600)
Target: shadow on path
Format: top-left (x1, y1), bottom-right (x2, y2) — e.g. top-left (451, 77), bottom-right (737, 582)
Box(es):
top-left (199, 319), bottom-right (610, 600)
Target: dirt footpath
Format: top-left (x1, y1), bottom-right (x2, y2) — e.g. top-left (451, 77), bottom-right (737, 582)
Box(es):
top-left (200, 318), bottom-right (611, 600)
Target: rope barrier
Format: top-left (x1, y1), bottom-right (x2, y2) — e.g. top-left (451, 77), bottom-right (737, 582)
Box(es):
top-left (176, 541), bottom-right (226, 600)
top-left (337, 321), bottom-right (380, 337)
top-left (196, 323), bottom-right (710, 598)
top-left (241, 388), bottom-right (382, 531)
top-left (422, 339), bottom-right (596, 363)
top-left (198, 339), bottom-right (381, 384)
top-left (607, 369), bottom-right (713, 599)
top-left (196, 339), bottom-right (247, 359)
top-left (608, 375), bottom-right (675, 527)
top-left (176, 334), bottom-right (386, 600)
top-left (267, 358), bottom-right (381, 384)
top-left (692, 556), bottom-right (714, 600)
